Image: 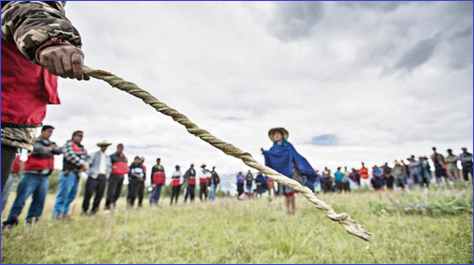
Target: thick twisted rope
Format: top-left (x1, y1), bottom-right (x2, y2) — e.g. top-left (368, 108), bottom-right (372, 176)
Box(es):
top-left (83, 66), bottom-right (371, 241)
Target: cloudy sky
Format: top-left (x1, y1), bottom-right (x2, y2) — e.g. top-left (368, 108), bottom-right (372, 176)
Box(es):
top-left (42, 1), bottom-right (473, 181)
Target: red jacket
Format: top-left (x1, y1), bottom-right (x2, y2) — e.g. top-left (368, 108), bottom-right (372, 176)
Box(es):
top-left (110, 152), bottom-right (129, 176)
top-left (23, 156), bottom-right (54, 172)
top-left (1, 39), bottom-right (59, 126)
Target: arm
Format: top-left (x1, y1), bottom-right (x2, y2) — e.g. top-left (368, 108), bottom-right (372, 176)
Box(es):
top-left (52, 145), bottom-right (63, 155)
top-left (1, 1), bottom-right (86, 79)
top-left (128, 165), bottom-right (133, 179)
top-left (30, 140), bottom-right (52, 157)
top-left (62, 142), bottom-right (86, 167)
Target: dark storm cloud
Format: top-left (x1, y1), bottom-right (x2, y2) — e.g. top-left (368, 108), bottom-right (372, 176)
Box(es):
top-left (444, 26), bottom-right (473, 70)
top-left (268, 1), bottom-right (324, 42)
top-left (392, 33), bottom-right (441, 72)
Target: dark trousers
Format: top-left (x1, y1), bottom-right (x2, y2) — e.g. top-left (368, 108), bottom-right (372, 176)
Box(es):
top-left (170, 185), bottom-right (181, 205)
top-left (343, 181), bottom-right (350, 192)
top-left (199, 182), bottom-right (208, 201)
top-left (1, 145), bottom-right (17, 194)
top-left (322, 179), bottom-right (333, 193)
top-left (82, 175), bottom-right (107, 214)
top-left (184, 185), bottom-right (195, 203)
top-left (237, 183), bottom-right (244, 197)
top-left (386, 177), bottom-right (394, 189)
top-left (105, 175), bottom-right (124, 210)
top-left (462, 167), bottom-right (473, 182)
top-left (335, 180), bottom-right (343, 192)
top-left (128, 179), bottom-right (144, 207)
top-left (137, 181), bottom-right (144, 207)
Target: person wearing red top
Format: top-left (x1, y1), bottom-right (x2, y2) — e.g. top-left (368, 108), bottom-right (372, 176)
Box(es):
top-left (105, 144), bottom-right (129, 212)
top-left (170, 165), bottom-right (182, 205)
top-left (150, 158), bottom-right (165, 206)
top-left (4, 125), bottom-right (62, 228)
top-left (1, 1), bottom-right (87, 193)
top-left (359, 162), bottom-right (370, 189)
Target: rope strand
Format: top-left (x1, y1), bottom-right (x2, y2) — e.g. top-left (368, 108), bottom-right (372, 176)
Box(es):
top-left (83, 66), bottom-right (371, 241)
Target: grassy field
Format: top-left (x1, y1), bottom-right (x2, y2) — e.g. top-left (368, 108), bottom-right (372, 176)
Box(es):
top-left (1, 189), bottom-right (473, 264)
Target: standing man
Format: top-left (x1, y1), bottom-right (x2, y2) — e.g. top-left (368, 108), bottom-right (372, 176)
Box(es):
top-left (137, 157), bottom-right (146, 208)
top-left (150, 158), bottom-right (165, 206)
top-left (392, 160), bottom-right (407, 192)
top-left (170, 165), bottom-right (182, 205)
top-left (459, 147), bottom-right (473, 184)
top-left (383, 162), bottom-right (394, 190)
top-left (198, 164), bottom-right (210, 202)
top-left (407, 155), bottom-right (421, 188)
top-left (3, 125), bottom-right (61, 228)
top-left (431, 147), bottom-right (448, 186)
top-left (445, 149), bottom-right (460, 182)
top-left (236, 171), bottom-right (245, 198)
top-left (322, 167), bottom-right (332, 193)
top-left (82, 141), bottom-right (112, 216)
top-left (334, 167), bottom-right (344, 193)
top-left (254, 172), bottom-right (266, 198)
top-left (52, 130), bottom-right (88, 220)
top-left (342, 167), bottom-right (351, 192)
top-left (1, 1), bottom-right (87, 193)
top-left (183, 164), bottom-right (197, 203)
top-left (208, 166), bottom-right (220, 201)
top-left (127, 156), bottom-right (145, 209)
top-left (245, 170), bottom-right (254, 199)
top-left (359, 163), bottom-right (370, 189)
top-left (105, 144), bottom-right (129, 213)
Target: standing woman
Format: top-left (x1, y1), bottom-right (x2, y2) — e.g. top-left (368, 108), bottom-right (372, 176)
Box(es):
top-left (170, 165), bottom-right (182, 205)
top-left (262, 127), bottom-right (317, 215)
top-left (371, 165), bottom-right (385, 192)
top-left (236, 171), bottom-right (245, 198)
top-left (245, 170), bottom-right (254, 199)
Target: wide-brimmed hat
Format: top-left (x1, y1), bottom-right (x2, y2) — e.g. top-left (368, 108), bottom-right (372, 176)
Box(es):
top-left (201, 163), bottom-right (207, 168)
top-left (97, 141), bottom-right (112, 147)
top-left (268, 127), bottom-right (289, 142)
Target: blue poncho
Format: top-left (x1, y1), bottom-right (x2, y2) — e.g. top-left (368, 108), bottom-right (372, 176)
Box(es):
top-left (263, 140), bottom-right (317, 189)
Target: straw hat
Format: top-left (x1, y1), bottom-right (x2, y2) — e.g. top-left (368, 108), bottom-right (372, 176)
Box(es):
top-left (268, 127), bottom-right (289, 142)
top-left (97, 141), bottom-right (112, 147)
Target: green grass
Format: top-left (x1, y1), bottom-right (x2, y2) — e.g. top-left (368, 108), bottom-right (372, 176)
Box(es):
top-left (1, 189), bottom-right (473, 264)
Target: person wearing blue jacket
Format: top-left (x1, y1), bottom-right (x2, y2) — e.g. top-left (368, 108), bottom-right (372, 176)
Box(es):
top-left (262, 127), bottom-right (317, 214)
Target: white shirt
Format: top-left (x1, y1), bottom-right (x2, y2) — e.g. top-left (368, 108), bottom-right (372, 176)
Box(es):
top-left (98, 151), bottom-right (107, 175)
top-left (172, 170), bottom-right (182, 178)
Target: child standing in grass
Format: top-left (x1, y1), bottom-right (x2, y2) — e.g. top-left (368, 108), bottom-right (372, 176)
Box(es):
top-left (262, 127), bottom-right (317, 215)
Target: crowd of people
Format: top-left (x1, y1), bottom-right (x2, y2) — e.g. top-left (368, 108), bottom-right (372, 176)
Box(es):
top-left (234, 146), bottom-right (473, 199)
top-left (315, 146), bottom-right (473, 194)
top-left (1, 126), bottom-right (222, 230)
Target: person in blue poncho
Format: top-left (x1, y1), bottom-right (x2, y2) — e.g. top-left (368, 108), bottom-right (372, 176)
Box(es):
top-left (261, 127), bottom-right (317, 215)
